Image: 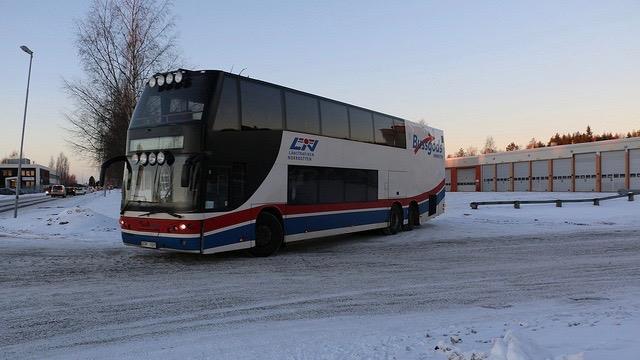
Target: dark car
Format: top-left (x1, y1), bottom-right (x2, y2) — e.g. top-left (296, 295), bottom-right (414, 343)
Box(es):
top-left (0, 188), bottom-right (15, 195)
top-left (67, 187), bottom-right (76, 196)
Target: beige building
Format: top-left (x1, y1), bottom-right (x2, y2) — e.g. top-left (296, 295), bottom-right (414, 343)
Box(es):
top-left (445, 137), bottom-right (640, 192)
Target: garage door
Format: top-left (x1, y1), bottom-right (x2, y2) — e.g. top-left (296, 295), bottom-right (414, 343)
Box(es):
top-left (553, 158), bottom-right (572, 192)
top-left (496, 163), bottom-right (510, 192)
top-left (457, 167), bottom-right (476, 192)
top-left (575, 153), bottom-right (596, 192)
top-left (513, 162), bottom-right (529, 192)
top-left (631, 149), bottom-right (640, 190)
top-left (531, 160), bottom-right (549, 192)
top-left (445, 168), bottom-right (451, 192)
top-left (601, 150), bottom-right (625, 192)
top-left (481, 164), bottom-right (495, 192)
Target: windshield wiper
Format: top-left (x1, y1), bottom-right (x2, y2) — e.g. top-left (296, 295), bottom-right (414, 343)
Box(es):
top-left (139, 210), bottom-right (183, 219)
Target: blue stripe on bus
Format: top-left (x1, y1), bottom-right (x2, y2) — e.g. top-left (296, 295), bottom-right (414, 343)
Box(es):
top-left (203, 224), bottom-right (255, 249)
top-left (284, 208), bottom-right (389, 235)
top-left (122, 232), bottom-right (200, 251)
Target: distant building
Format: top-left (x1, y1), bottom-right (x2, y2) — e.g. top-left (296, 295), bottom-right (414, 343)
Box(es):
top-left (0, 158), bottom-right (55, 192)
top-left (445, 137), bottom-right (640, 192)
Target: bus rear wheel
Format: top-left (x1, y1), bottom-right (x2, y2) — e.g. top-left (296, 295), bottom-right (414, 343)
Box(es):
top-left (383, 204), bottom-right (403, 235)
top-left (249, 212), bottom-right (283, 257)
top-left (405, 203), bottom-right (420, 231)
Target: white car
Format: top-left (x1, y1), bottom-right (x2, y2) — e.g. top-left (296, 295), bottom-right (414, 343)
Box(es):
top-left (74, 187), bottom-right (87, 195)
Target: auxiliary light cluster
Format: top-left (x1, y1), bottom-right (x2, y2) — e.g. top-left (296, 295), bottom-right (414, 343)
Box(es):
top-left (147, 71), bottom-right (184, 88)
top-left (131, 151), bottom-right (173, 166)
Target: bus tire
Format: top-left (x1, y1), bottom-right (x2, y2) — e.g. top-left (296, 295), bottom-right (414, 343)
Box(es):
top-left (383, 204), bottom-right (403, 235)
top-left (406, 203), bottom-right (420, 230)
top-left (249, 212), bottom-right (283, 257)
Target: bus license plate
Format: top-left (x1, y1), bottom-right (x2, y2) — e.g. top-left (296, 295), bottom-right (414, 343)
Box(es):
top-left (140, 241), bottom-right (157, 249)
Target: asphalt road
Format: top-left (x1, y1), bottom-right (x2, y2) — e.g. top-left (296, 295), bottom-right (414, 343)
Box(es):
top-left (1, 226), bottom-right (639, 358)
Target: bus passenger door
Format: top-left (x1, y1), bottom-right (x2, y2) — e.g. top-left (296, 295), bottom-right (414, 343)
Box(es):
top-left (388, 171), bottom-right (407, 199)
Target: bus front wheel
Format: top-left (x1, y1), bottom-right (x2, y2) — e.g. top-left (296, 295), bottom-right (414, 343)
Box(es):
top-left (250, 212), bottom-right (283, 257)
top-left (383, 204), bottom-right (403, 235)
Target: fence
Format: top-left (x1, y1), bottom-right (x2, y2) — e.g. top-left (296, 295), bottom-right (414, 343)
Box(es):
top-left (470, 191), bottom-right (638, 210)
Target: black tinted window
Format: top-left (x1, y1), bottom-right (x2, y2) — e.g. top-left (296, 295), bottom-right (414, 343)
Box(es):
top-left (288, 167), bottom-right (319, 204)
top-left (318, 167), bottom-right (344, 203)
top-left (285, 91), bottom-right (320, 134)
top-left (240, 80), bottom-right (283, 130)
top-left (373, 114), bottom-right (395, 146)
top-left (349, 108), bottom-right (373, 142)
top-left (320, 101), bottom-right (349, 139)
top-left (131, 76), bottom-right (212, 128)
top-left (288, 165), bottom-right (377, 204)
top-left (213, 76), bottom-right (239, 131)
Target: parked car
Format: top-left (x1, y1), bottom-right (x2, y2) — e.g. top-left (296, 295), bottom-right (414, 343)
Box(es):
top-left (0, 188), bottom-right (15, 195)
top-left (50, 185), bottom-right (66, 198)
top-left (67, 187), bottom-right (76, 196)
top-left (0, 188), bottom-right (25, 195)
top-left (74, 187), bottom-right (87, 195)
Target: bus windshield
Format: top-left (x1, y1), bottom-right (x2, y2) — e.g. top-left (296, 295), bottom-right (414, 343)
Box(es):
top-left (130, 76), bottom-right (213, 128)
top-left (124, 154), bottom-right (198, 212)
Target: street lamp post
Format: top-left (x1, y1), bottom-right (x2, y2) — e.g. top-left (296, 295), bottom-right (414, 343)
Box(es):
top-left (14, 45), bottom-right (34, 218)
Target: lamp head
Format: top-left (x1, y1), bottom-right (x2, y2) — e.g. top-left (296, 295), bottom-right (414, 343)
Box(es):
top-left (20, 45), bottom-right (33, 55)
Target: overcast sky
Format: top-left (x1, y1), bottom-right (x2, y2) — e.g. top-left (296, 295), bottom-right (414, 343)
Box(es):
top-left (1, 0), bottom-right (638, 180)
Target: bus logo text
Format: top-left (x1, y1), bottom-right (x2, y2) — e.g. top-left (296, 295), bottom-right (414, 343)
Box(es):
top-left (413, 134), bottom-right (443, 158)
top-left (288, 137), bottom-right (319, 161)
top-left (289, 137), bottom-right (319, 152)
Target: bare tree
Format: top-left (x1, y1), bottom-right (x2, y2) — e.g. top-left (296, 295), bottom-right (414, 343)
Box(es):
top-left (55, 152), bottom-right (70, 183)
top-left (482, 136), bottom-right (497, 154)
top-left (465, 146), bottom-right (479, 156)
top-left (64, 0), bottom-right (180, 179)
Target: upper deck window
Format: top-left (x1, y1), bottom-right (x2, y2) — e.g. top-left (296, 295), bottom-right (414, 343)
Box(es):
top-left (130, 76), bottom-right (212, 128)
top-left (240, 80), bottom-right (283, 130)
top-left (348, 107), bottom-right (374, 143)
top-left (285, 91), bottom-right (320, 134)
top-left (319, 100), bottom-right (349, 139)
top-left (212, 75), bottom-right (240, 131)
top-left (373, 114), bottom-right (395, 146)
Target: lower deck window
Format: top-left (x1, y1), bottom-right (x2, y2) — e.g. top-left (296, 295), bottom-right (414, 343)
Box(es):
top-left (288, 165), bottom-right (378, 204)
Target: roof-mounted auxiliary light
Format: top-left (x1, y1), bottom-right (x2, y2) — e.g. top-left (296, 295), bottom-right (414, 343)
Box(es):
top-left (148, 77), bottom-right (156, 87)
top-left (157, 151), bottom-right (166, 165)
top-left (165, 72), bottom-right (174, 85)
top-left (131, 153), bottom-right (139, 164)
top-left (156, 74), bottom-right (165, 86)
top-left (148, 152), bottom-right (157, 165)
top-left (174, 71), bottom-right (183, 84)
top-left (139, 152), bottom-right (148, 165)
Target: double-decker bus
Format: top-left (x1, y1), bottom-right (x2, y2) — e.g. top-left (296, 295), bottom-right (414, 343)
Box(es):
top-left (102, 69), bottom-right (445, 256)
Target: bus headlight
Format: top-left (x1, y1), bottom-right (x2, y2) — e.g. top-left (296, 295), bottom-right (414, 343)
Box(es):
top-left (165, 72), bottom-right (174, 85)
top-left (131, 153), bottom-right (139, 164)
top-left (156, 151), bottom-right (165, 165)
top-left (148, 77), bottom-right (156, 88)
top-left (139, 152), bottom-right (148, 165)
top-left (174, 71), bottom-right (182, 84)
top-left (156, 74), bottom-right (165, 86)
top-left (148, 152), bottom-right (157, 165)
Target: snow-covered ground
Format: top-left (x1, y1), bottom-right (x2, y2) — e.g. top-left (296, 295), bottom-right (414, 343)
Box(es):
top-left (0, 191), bottom-right (639, 359)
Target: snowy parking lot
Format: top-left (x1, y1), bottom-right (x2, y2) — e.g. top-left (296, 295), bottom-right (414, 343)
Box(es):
top-left (1, 191), bottom-right (639, 359)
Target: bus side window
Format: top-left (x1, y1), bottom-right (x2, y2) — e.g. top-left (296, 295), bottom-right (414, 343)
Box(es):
top-left (212, 76), bottom-right (240, 131)
top-left (240, 80), bottom-right (283, 130)
top-left (285, 91), bottom-right (320, 134)
top-left (288, 166), bottom-right (319, 204)
top-left (349, 107), bottom-right (374, 143)
top-left (373, 114), bottom-right (395, 146)
top-left (393, 118), bottom-right (406, 148)
top-left (205, 166), bottom-right (229, 210)
top-left (320, 100), bottom-right (349, 139)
